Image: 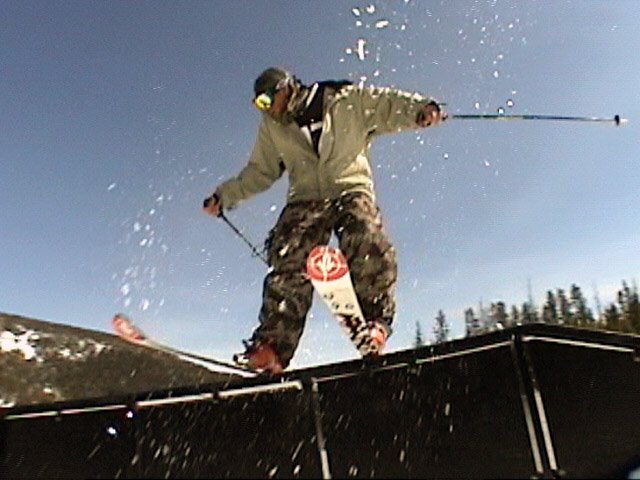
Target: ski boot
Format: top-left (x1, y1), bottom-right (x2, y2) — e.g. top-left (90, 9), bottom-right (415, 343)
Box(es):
top-left (234, 340), bottom-right (284, 375)
top-left (366, 320), bottom-right (391, 356)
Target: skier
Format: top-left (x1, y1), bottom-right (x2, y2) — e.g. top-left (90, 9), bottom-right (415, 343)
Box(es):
top-left (203, 67), bottom-right (444, 373)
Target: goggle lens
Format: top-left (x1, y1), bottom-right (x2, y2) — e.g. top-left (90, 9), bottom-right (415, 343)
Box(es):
top-left (254, 91), bottom-right (274, 111)
top-left (253, 76), bottom-right (289, 112)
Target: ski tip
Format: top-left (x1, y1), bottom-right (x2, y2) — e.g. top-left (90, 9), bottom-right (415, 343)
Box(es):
top-left (112, 313), bottom-right (147, 345)
top-left (112, 312), bottom-right (128, 330)
top-left (112, 313), bottom-right (133, 331)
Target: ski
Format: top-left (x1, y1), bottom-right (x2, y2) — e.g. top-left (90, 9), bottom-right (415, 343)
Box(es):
top-left (112, 313), bottom-right (256, 376)
top-left (306, 246), bottom-right (381, 356)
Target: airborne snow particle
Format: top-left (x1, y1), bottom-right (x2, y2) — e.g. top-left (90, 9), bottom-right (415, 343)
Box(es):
top-left (356, 39), bottom-right (367, 61)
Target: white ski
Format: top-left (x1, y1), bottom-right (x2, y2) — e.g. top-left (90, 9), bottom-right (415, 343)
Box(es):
top-left (306, 246), bottom-right (381, 355)
top-left (112, 313), bottom-right (255, 376)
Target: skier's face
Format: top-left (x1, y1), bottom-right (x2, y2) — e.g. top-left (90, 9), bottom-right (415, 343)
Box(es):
top-left (265, 86), bottom-right (290, 122)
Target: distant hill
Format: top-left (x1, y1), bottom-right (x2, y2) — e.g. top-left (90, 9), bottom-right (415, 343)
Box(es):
top-left (0, 312), bottom-right (240, 407)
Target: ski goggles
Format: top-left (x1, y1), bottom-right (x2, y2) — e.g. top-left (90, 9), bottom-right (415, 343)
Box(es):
top-left (254, 88), bottom-right (277, 111)
top-left (253, 77), bottom-right (290, 111)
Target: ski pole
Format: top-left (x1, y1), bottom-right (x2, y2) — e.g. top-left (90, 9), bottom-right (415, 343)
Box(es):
top-left (447, 113), bottom-right (627, 126)
top-left (204, 196), bottom-right (269, 265)
top-left (219, 212), bottom-right (269, 266)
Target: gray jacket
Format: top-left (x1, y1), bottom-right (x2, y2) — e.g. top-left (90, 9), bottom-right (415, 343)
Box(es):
top-left (215, 84), bottom-right (433, 209)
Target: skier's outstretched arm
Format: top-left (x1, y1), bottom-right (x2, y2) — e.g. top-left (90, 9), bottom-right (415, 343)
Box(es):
top-left (353, 85), bottom-right (445, 136)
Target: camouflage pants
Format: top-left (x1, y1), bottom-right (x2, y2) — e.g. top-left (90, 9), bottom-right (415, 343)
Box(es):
top-left (249, 193), bottom-right (397, 367)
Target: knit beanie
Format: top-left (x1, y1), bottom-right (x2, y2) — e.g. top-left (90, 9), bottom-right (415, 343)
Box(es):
top-left (254, 67), bottom-right (292, 95)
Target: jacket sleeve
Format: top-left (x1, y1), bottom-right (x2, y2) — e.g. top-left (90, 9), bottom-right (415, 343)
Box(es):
top-left (353, 85), bottom-right (433, 136)
top-left (214, 118), bottom-right (284, 210)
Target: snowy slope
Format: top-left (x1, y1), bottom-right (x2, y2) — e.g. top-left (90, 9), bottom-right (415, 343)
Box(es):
top-left (0, 312), bottom-right (238, 407)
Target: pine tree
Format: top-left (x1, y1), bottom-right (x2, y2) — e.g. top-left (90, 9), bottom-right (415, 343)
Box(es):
top-left (433, 310), bottom-right (450, 344)
top-left (592, 283), bottom-right (604, 325)
top-left (628, 280), bottom-right (640, 334)
top-left (464, 308), bottom-right (480, 337)
top-left (569, 284), bottom-right (594, 327)
top-left (490, 301), bottom-right (508, 329)
top-left (414, 321), bottom-right (425, 348)
top-left (511, 305), bottom-right (521, 326)
top-left (604, 303), bottom-right (621, 331)
top-left (542, 290), bottom-right (558, 324)
top-left (557, 288), bottom-right (572, 325)
top-left (618, 281), bottom-right (632, 333)
top-left (477, 300), bottom-right (489, 331)
top-left (616, 280), bottom-right (640, 334)
top-left (521, 301), bottom-right (539, 324)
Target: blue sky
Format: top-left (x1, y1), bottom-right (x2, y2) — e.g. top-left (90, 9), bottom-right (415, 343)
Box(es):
top-left (1, 1), bottom-right (639, 368)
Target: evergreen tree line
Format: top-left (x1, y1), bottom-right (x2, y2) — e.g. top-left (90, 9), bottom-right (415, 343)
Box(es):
top-left (416, 280), bottom-right (640, 346)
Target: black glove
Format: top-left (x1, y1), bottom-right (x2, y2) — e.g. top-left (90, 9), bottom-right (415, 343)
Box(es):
top-left (203, 193), bottom-right (223, 216)
top-left (417, 100), bottom-right (445, 127)
top-left (203, 194), bottom-right (217, 209)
